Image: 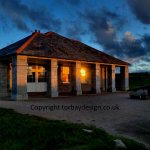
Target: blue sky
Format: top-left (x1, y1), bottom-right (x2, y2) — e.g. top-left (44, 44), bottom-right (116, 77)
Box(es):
top-left (0, 0), bottom-right (150, 72)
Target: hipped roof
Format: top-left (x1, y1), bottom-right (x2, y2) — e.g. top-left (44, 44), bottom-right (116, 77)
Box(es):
top-left (0, 31), bottom-right (129, 65)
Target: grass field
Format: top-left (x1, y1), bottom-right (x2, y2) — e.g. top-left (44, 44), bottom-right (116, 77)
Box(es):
top-left (0, 108), bottom-right (147, 150)
top-left (129, 74), bottom-right (150, 90)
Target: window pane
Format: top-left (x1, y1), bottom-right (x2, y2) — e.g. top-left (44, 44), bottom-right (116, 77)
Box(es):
top-left (61, 66), bottom-right (70, 83)
top-left (27, 65), bottom-right (35, 83)
top-left (27, 72), bottom-right (35, 83)
top-left (38, 72), bottom-right (47, 82)
top-left (38, 66), bottom-right (45, 72)
top-left (32, 66), bottom-right (36, 69)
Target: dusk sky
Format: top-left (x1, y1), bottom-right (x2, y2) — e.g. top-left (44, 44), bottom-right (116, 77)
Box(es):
top-left (0, 0), bottom-right (150, 72)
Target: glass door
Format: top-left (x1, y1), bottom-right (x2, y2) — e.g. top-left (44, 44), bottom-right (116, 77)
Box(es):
top-left (27, 65), bottom-right (47, 92)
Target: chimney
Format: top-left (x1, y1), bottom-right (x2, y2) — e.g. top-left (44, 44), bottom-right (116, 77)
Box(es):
top-left (32, 29), bottom-right (40, 34)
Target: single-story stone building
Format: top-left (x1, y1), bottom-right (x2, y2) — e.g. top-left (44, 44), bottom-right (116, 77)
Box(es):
top-left (0, 30), bottom-right (129, 100)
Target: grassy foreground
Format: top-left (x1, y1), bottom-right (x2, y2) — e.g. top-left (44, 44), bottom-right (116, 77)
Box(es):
top-left (0, 108), bottom-right (147, 150)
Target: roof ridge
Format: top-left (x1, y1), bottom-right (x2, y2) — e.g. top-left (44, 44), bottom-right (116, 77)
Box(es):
top-left (45, 31), bottom-right (56, 36)
top-left (16, 31), bottom-right (40, 54)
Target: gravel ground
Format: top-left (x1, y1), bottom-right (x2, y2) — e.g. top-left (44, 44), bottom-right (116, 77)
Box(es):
top-left (0, 92), bottom-right (150, 147)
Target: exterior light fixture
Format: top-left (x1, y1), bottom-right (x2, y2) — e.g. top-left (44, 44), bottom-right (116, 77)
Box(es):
top-left (80, 68), bottom-right (86, 76)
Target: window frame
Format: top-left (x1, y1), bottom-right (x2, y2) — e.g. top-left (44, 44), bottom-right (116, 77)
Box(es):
top-left (27, 65), bottom-right (47, 83)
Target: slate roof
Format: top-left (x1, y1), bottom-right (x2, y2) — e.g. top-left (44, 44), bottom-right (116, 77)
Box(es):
top-left (0, 31), bottom-right (129, 65)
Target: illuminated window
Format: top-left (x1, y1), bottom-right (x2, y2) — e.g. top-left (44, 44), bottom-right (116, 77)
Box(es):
top-left (80, 68), bottom-right (87, 83)
top-left (27, 65), bottom-right (47, 83)
top-left (38, 66), bottom-right (47, 82)
top-left (61, 66), bottom-right (70, 83)
top-left (27, 66), bottom-right (35, 82)
top-left (38, 72), bottom-right (47, 82)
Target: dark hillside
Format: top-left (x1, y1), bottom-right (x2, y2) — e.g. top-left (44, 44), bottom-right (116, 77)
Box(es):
top-left (129, 72), bottom-right (150, 90)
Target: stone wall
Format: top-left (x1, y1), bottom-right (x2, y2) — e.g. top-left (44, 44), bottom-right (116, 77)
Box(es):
top-left (0, 62), bottom-right (8, 97)
top-left (11, 55), bottom-right (28, 100)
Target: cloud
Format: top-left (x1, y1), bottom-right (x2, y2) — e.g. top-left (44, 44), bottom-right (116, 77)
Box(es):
top-left (82, 8), bottom-right (123, 56)
top-left (0, 14), bottom-right (10, 32)
top-left (82, 8), bottom-right (150, 60)
top-left (121, 32), bottom-right (146, 58)
top-left (65, 0), bottom-right (81, 5)
top-left (0, 0), bottom-right (61, 32)
top-left (66, 23), bottom-right (86, 40)
top-left (123, 32), bottom-right (135, 43)
top-left (144, 55), bottom-right (150, 62)
top-left (127, 0), bottom-right (150, 24)
top-left (54, 0), bottom-right (81, 6)
top-left (130, 55), bottom-right (150, 72)
top-left (102, 7), bottom-right (119, 19)
top-left (142, 34), bottom-right (150, 50)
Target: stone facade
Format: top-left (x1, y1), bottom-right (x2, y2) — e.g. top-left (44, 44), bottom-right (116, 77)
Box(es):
top-left (0, 57), bottom-right (129, 100)
top-left (111, 64), bottom-right (116, 92)
top-left (100, 65), bottom-right (109, 91)
top-left (0, 62), bottom-right (8, 97)
top-left (11, 55), bottom-right (28, 100)
top-left (95, 63), bottom-right (101, 94)
top-left (75, 62), bottom-right (82, 95)
top-left (50, 59), bottom-right (58, 97)
top-left (120, 66), bottom-right (129, 91)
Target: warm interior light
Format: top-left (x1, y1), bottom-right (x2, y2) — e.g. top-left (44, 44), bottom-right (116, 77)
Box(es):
top-left (80, 68), bottom-right (86, 76)
top-left (61, 67), bottom-right (70, 83)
